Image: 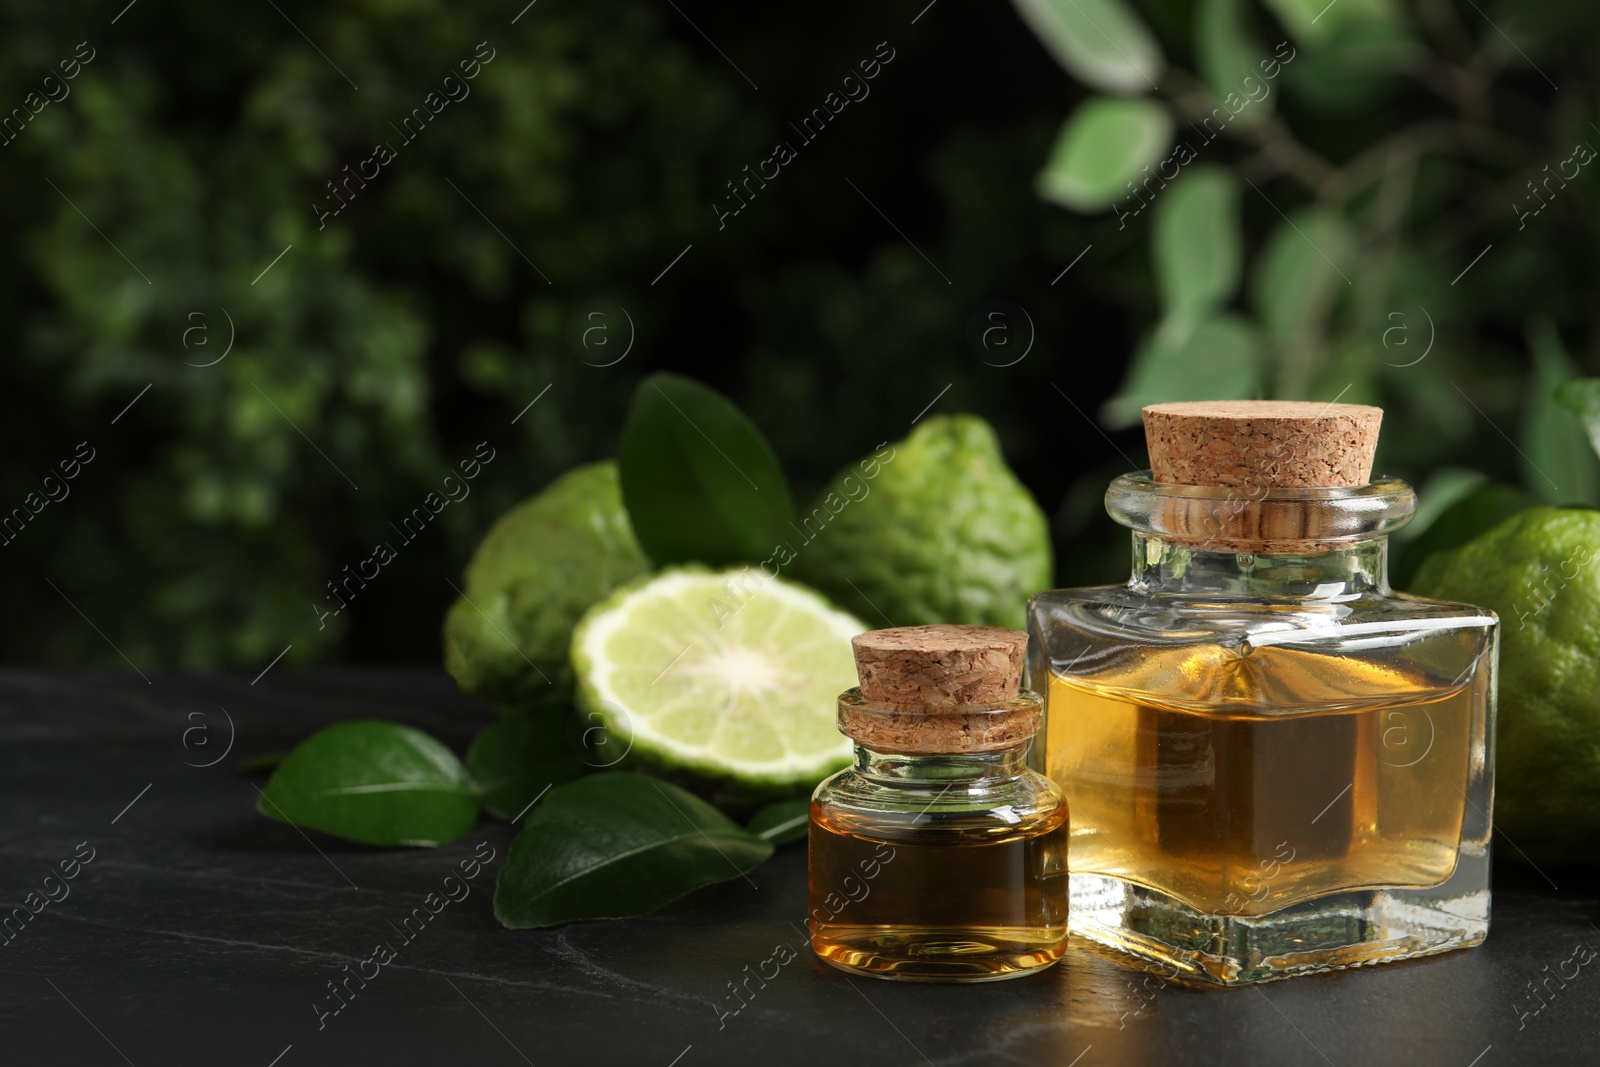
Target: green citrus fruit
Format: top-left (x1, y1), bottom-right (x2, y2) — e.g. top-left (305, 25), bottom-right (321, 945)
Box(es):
top-left (1411, 507), bottom-right (1600, 864)
top-left (790, 414), bottom-right (1053, 630)
top-left (443, 461), bottom-right (650, 706)
top-left (570, 566), bottom-right (864, 795)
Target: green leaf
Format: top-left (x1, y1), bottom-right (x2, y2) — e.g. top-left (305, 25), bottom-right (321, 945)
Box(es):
top-left (1196, 0), bottom-right (1272, 125)
top-left (1396, 467), bottom-right (1490, 544)
top-left (1390, 482), bottom-right (1536, 590)
top-left (1523, 320), bottom-right (1600, 506)
top-left (257, 721), bottom-right (479, 847)
top-left (1036, 97), bottom-right (1173, 212)
top-left (1101, 313), bottom-right (1262, 429)
top-left (493, 773), bottom-right (773, 928)
top-left (1152, 166), bottom-right (1242, 316)
top-left (466, 708), bottom-right (589, 822)
top-left (1251, 206), bottom-right (1352, 341)
top-left (1555, 378), bottom-right (1600, 461)
top-left (1261, 0), bottom-right (1398, 46)
top-left (747, 797), bottom-right (810, 845)
top-left (1011, 0), bottom-right (1164, 93)
top-left (618, 373), bottom-right (795, 567)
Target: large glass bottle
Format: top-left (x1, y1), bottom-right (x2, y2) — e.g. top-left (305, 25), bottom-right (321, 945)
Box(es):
top-left (1028, 401), bottom-right (1498, 985)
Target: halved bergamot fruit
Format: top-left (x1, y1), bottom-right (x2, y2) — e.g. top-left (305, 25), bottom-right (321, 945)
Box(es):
top-left (570, 567), bottom-right (866, 793)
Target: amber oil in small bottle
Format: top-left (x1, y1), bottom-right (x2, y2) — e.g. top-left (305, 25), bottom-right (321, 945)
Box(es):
top-left (807, 625), bottom-right (1069, 981)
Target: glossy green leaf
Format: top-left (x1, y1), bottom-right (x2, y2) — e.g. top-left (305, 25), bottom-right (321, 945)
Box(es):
top-left (1036, 97), bottom-right (1173, 212)
top-left (1261, 0), bottom-right (1398, 46)
top-left (619, 373), bottom-right (794, 567)
top-left (1152, 166), bottom-right (1242, 316)
top-left (1523, 321), bottom-right (1600, 506)
top-left (466, 708), bottom-right (588, 822)
top-left (494, 773), bottom-right (773, 928)
top-left (747, 797), bottom-right (810, 845)
top-left (257, 721), bottom-right (479, 847)
top-left (1101, 313), bottom-right (1263, 428)
top-left (1196, 0), bottom-right (1272, 125)
top-left (1011, 0), bottom-right (1164, 93)
top-left (1251, 206), bottom-right (1353, 341)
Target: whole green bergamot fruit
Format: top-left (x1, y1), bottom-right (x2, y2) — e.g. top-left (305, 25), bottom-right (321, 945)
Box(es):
top-left (790, 414), bottom-right (1052, 630)
top-left (1411, 506), bottom-right (1600, 865)
top-left (443, 461), bottom-right (650, 706)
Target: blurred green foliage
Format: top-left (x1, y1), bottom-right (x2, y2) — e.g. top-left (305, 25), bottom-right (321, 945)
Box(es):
top-left (2, 0), bottom-right (737, 665)
top-left (5, 0), bottom-right (1600, 667)
top-left (0, 0), bottom-right (1092, 667)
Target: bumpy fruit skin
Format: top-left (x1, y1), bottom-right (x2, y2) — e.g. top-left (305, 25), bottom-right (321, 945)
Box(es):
top-left (443, 461), bottom-right (651, 706)
top-left (1412, 507), bottom-right (1600, 865)
top-left (791, 415), bottom-right (1053, 630)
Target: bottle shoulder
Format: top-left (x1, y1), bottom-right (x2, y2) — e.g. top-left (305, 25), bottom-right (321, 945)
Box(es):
top-left (1027, 585), bottom-right (1498, 709)
top-left (1029, 584), bottom-right (1498, 643)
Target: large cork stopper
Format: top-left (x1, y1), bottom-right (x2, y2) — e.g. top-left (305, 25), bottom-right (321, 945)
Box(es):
top-left (1143, 400), bottom-right (1382, 488)
top-left (1136, 400), bottom-right (1388, 551)
top-left (841, 625), bottom-right (1037, 754)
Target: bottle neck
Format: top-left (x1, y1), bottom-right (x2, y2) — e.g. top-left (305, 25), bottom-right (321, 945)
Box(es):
top-left (1129, 531), bottom-right (1389, 599)
top-left (852, 743), bottom-right (1032, 784)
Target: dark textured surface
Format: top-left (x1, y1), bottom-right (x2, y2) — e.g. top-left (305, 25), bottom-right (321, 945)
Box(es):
top-left (1, 668), bottom-right (1597, 1067)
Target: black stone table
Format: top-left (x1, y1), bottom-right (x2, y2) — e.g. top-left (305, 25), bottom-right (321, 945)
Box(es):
top-left (1, 669), bottom-right (1596, 1066)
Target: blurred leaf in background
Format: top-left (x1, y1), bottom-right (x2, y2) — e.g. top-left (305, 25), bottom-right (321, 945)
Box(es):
top-left (1011, 0), bottom-right (1166, 93)
top-left (1522, 319), bottom-right (1600, 507)
top-left (1036, 96), bottom-right (1174, 211)
top-left (1013, 0), bottom-right (1600, 587)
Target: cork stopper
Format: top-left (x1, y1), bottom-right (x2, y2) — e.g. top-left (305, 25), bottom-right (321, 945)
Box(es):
top-left (1133, 400), bottom-right (1390, 552)
top-left (1142, 401), bottom-right (1382, 489)
top-left (840, 625), bottom-right (1037, 754)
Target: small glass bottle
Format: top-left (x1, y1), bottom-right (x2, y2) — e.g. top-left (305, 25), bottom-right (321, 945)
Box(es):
top-left (1029, 401), bottom-right (1498, 985)
top-left (808, 624), bottom-right (1069, 981)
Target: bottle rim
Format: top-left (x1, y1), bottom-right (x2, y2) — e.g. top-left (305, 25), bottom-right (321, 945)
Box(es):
top-left (1105, 472), bottom-right (1417, 550)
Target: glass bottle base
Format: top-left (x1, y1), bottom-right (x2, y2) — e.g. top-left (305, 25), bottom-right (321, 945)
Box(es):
top-left (811, 924), bottom-right (1067, 982)
top-left (1069, 870), bottom-right (1490, 986)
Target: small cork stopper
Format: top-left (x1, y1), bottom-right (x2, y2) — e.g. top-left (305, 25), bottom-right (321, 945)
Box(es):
top-left (841, 625), bottom-right (1036, 754)
top-left (852, 625), bottom-right (1027, 704)
top-left (1143, 401), bottom-right (1382, 489)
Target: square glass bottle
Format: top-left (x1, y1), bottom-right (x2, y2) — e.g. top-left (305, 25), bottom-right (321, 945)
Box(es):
top-left (1028, 401), bottom-right (1498, 985)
